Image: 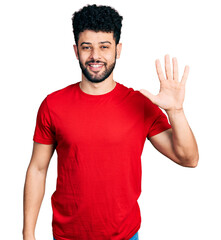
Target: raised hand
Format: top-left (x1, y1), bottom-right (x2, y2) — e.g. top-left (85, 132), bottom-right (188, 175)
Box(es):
top-left (139, 54), bottom-right (189, 112)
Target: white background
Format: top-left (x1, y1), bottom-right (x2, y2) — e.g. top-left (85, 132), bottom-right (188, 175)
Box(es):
top-left (0, 0), bottom-right (221, 239)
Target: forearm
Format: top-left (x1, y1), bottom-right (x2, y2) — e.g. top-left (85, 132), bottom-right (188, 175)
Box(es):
top-left (166, 109), bottom-right (199, 167)
top-left (23, 165), bottom-right (47, 239)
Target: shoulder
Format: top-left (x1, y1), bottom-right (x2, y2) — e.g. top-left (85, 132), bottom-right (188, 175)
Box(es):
top-left (120, 83), bottom-right (163, 116)
top-left (37, 83), bottom-right (77, 114)
top-left (118, 82), bottom-right (148, 103)
top-left (43, 83), bottom-right (78, 107)
top-left (124, 83), bottom-right (158, 110)
top-left (47, 83), bottom-right (76, 99)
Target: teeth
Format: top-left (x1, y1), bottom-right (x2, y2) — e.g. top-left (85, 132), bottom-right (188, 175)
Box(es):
top-left (90, 65), bottom-right (103, 68)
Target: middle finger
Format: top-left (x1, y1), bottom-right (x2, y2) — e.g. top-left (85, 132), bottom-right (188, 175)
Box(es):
top-left (165, 54), bottom-right (172, 80)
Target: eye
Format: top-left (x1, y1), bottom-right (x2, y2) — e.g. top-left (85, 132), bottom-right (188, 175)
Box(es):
top-left (101, 46), bottom-right (109, 49)
top-left (82, 46), bottom-right (91, 50)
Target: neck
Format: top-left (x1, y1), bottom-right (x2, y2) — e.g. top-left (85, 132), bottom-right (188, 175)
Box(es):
top-left (80, 74), bottom-right (116, 95)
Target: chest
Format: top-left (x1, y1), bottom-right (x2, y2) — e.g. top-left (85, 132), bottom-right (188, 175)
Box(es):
top-left (53, 100), bottom-right (145, 149)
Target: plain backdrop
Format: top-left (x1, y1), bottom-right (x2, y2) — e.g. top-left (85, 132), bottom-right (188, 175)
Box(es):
top-left (0, 0), bottom-right (221, 239)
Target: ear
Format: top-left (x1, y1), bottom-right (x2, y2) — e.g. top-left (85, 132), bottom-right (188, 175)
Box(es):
top-left (73, 44), bottom-right (79, 60)
top-left (116, 43), bottom-right (122, 59)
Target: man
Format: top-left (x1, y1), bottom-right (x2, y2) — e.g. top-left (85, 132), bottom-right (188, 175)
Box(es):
top-left (23, 4), bottom-right (199, 240)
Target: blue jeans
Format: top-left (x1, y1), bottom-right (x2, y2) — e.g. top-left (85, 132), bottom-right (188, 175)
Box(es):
top-left (53, 231), bottom-right (139, 240)
top-left (129, 231), bottom-right (139, 240)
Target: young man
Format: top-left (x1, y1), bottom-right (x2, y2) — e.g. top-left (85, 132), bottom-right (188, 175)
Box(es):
top-left (23, 4), bottom-right (199, 240)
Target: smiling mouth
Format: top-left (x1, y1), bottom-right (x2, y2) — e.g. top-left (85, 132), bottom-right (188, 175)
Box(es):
top-left (88, 63), bottom-right (104, 72)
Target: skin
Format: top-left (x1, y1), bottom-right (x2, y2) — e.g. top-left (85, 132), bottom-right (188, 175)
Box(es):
top-left (23, 30), bottom-right (199, 240)
top-left (73, 30), bottom-right (122, 95)
top-left (23, 143), bottom-right (55, 240)
top-left (140, 55), bottom-right (199, 167)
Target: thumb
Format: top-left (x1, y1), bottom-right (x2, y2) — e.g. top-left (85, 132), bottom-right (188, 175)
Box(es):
top-left (139, 89), bottom-right (156, 103)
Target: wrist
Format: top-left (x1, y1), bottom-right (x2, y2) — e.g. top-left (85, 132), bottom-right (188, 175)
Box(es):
top-left (165, 108), bottom-right (186, 124)
top-left (23, 235), bottom-right (35, 240)
top-left (166, 107), bottom-right (184, 115)
top-left (23, 230), bottom-right (35, 240)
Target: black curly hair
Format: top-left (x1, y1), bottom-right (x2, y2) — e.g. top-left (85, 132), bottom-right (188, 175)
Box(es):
top-left (72, 4), bottom-right (123, 46)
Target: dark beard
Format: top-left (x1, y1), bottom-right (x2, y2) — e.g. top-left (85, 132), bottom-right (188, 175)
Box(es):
top-left (78, 52), bottom-right (117, 83)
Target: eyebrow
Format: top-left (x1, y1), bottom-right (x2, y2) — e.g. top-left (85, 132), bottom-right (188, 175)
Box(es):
top-left (80, 41), bottom-right (112, 46)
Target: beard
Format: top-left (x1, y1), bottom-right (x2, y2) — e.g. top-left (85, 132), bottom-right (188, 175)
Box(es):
top-left (78, 52), bottom-right (117, 83)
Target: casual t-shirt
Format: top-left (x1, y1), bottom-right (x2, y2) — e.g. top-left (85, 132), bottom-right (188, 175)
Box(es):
top-left (33, 81), bottom-right (171, 240)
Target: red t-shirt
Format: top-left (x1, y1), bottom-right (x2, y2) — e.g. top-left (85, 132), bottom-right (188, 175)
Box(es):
top-left (33, 81), bottom-right (171, 240)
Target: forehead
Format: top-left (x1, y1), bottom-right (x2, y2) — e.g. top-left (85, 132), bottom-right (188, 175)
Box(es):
top-left (78, 30), bottom-right (115, 45)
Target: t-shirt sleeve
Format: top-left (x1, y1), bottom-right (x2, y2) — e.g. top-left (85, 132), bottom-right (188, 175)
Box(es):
top-left (144, 97), bottom-right (171, 139)
top-left (33, 97), bottom-right (56, 144)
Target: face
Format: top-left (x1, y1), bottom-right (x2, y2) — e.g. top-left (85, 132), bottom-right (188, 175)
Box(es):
top-left (74, 30), bottom-right (122, 83)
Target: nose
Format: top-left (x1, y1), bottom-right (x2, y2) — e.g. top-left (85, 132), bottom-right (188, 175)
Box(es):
top-left (89, 47), bottom-right (101, 60)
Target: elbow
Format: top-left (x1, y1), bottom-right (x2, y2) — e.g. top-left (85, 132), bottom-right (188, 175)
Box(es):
top-left (174, 151), bottom-right (199, 168)
top-left (181, 153), bottom-right (199, 168)
top-left (184, 160), bottom-right (198, 168)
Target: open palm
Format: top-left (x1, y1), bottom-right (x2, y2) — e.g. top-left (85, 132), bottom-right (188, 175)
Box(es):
top-left (139, 54), bottom-right (189, 112)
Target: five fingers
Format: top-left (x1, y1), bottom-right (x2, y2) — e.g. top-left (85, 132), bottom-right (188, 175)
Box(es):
top-left (156, 54), bottom-right (189, 84)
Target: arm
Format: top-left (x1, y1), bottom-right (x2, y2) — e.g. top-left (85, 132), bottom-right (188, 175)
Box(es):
top-left (140, 54), bottom-right (199, 167)
top-left (149, 112), bottom-right (198, 167)
top-left (23, 142), bottom-right (55, 240)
